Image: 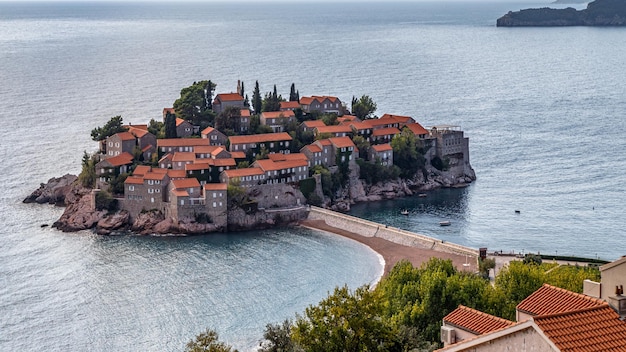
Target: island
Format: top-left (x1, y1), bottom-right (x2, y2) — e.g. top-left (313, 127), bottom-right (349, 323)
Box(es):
top-left (497, 0), bottom-right (626, 26)
top-left (25, 80), bottom-right (475, 235)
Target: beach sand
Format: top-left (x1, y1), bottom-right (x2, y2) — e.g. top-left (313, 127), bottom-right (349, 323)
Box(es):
top-left (299, 219), bottom-right (477, 276)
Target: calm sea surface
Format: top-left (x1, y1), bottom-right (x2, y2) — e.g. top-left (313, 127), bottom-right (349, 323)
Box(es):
top-left (1, 1), bottom-right (625, 351)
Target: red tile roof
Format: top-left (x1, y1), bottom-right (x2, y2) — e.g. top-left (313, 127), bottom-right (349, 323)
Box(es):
top-left (185, 163), bottom-right (209, 171)
top-left (347, 121), bottom-right (372, 130)
top-left (372, 127), bottom-right (401, 137)
top-left (230, 151), bottom-right (246, 159)
top-left (261, 110), bottom-right (295, 118)
top-left (194, 145), bottom-right (221, 154)
top-left (211, 158), bottom-right (236, 167)
top-left (268, 153), bottom-right (308, 162)
top-left (157, 138), bottom-right (210, 148)
top-left (229, 132), bottom-right (292, 145)
top-left (171, 178), bottom-right (201, 189)
top-left (302, 120), bottom-right (326, 128)
top-left (201, 126), bottom-right (216, 135)
top-left (144, 171), bottom-right (168, 181)
top-left (172, 152), bottom-right (196, 162)
top-left (240, 109), bottom-right (251, 117)
top-left (371, 143), bottom-right (392, 152)
top-left (303, 144), bottom-right (322, 153)
top-left (132, 165), bottom-right (151, 176)
top-left (329, 136), bottom-right (356, 149)
top-left (315, 125), bottom-right (352, 134)
top-left (365, 116), bottom-right (400, 127)
top-left (405, 122), bottom-right (429, 136)
top-left (204, 183), bottom-right (228, 191)
top-left (443, 305), bottom-right (514, 335)
top-left (175, 118), bottom-right (189, 127)
top-left (222, 167), bottom-right (264, 178)
top-left (215, 93), bottom-right (244, 102)
top-left (534, 305), bottom-right (626, 352)
top-left (104, 152), bottom-right (134, 167)
top-left (380, 113), bottom-right (414, 124)
top-left (300, 95), bottom-right (340, 105)
top-left (171, 189), bottom-right (189, 197)
top-left (127, 125), bottom-right (150, 138)
top-left (517, 284), bottom-right (606, 317)
top-left (125, 176), bottom-right (144, 185)
top-left (114, 131), bottom-right (136, 141)
top-left (280, 101), bottom-right (301, 109)
top-left (167, 169), bottom-right (186, 179)
top-left (254, 159), bottom-right (308, 172)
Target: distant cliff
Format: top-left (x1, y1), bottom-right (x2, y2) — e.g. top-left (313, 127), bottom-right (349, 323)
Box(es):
top-left (497, 0), bottom-right (626, 26)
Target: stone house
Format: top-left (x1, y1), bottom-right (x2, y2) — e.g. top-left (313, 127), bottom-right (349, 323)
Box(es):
top-left (95, 152), bottom-right (134, 190)
top-left (300, 144), bottom-right (324, 168)
top-left (299, 96), bottom-right (342, 114)
top-left (228, 132), bottom-right (292, 158)
top-left (311, 139), bottom-right (333, 166)
top-left (175, 118), bottom-right (194, 138)
top-left (299, 120), bottom-right (326, 133)
top-left (105, 132), bottom-right (137, 158)
top-left (252, 158), bottom-right (309, 185)
top-left (122, 168), bottom-right (170, 217)
top-left (200, 126), bottom-right (228, 146)
top-left (345, 121), bottom-right (373, 141)
top-left (220, 167), bottom-right (266, 187)
top-left (260, 110), bottom-right (296, 132)
top-left (370, 144), bottom-right (393, 166)
top-left (371, 127), bottom-right (400, 145)
top-left (203, 183), bottom-right (228, 226)
top-left (170, 152), bottom-right (196, 170)
top-left (378, 113), bottom-right (415, 127)
top-left (212, 93), bottom-right (244, 114)
top-left (157, 138), bottom-right (210, 155)
top-left (168, 178), bottom-right (228, 229)
top-left (239, 109), bottom-right (251, 133)
top-left (309, 136), bottom-right (356, 168)
top-left (314, 125), bottom-right (353, 138)
top-left (404, 122), bottom-right (430, 139)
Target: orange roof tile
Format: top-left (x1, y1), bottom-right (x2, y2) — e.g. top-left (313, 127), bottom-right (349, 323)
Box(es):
top-left (125, 176), bottom-right (144, 185)
top-left (114, 131), bottom-right (136, 141)
top-left (150, 168), bottom-right (168, 174)
top-left (212, 158), bottom-right (236, 167)
top-left (215, 93), bottom-right (244, 102)
top-left (444, 305), bottom-right (514, 335)
top-left (163, 107), bottom-right (175, 115)
top-left (104, 152), bottom-right (134, 167)
top-left (230, 151), bottom-right (246, 159)
top-left (280, 101), bottom-right (301, 109)
top-left (144, 171), bottom-right (168, 181)
top-left (405, 122), bottom-right (429, 136)
top-left (194, 145), bottom-right (221, 154)
top-left (185, 163), bottom-right (209, 171)
top-left (371, 144), bottom-right (392, 152)
top-left (303, 144), bottom-right (322, 153)
top-left (315, 139), bottom-right (332, 146)
top-left (167, 169), bottom-right (186, 179)
top-left (347, 121), bottom-right (372, 130)
top-left (329, 136), bottom-right (356, 149)
top-left (534, 305), bottom-right (626, 352)
top-left (222, 167), bottom-right (265, 178)
top-left (132, 165), bottom-right (151, 176)
top-left (171, 178), bottom-right (201, 189)
top-left (372, 127), bottom-right (401, 137)
top-left (380, 113), bottom-right (414, 123)
top-left (268, 153), bottom-right (308, 162)
top-left (517, 284), bottom-right (606, 317)
top-left (229, 132), bottom-right (292, 145)
top-left (175, 118), bottom-right (188, 127)
top-left (157, 138), bottom-right (210, 148)
top-left (261, 110), bottom-right (295, 118)
top-left (302, 120), bottom-right (326, 128)
top-left (172, 152), bottom-right (196, 162)
top-left (200, 126), bottom-right (216, 135)
top-left (171, 189), bottom-right (189, 197)
top-left (204, 183), bottom-right (228, 191)
top-left (127, 125), bottom-right (150, 138)
top-left (300, 95), bottom-right (340, 105)
top-left (240, 109), bottom-right (251, 117)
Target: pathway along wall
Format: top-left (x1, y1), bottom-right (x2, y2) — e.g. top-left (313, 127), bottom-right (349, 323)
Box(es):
top-left (307, 206), bottom-right (478, 258)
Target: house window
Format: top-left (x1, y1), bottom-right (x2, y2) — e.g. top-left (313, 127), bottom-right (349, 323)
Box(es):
top-left (156, 189), bottom-right (160, 193)
top-left (219, 202), bottom-right (223, 207)
top-left (180, 199), bottom-right (184, 205)
top-left (213, 192), bottom-right (217, 198)
top-left (189, 188), bottom-right (193, 194)
top-left (148, 189), bottom-right (154, 194)
top-left (211, 135), bottom-right (217, 140)
top-left (128, 186), bottom-right (134, 191)
top-left (213, 202), bottom-right (217, 208)
top-left (151, 197), bottom-right (155, 203)
top-left (115, 142), bottom-right (119, 147)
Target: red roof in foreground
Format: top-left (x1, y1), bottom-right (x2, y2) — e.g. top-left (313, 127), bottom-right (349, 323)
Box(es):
top-left (204, 183), bottom-right (227, 191)
top-left (371, 144), bottom-right (392, 152)
top-left (443, 305), bottom-right (514, 335)
top-left (222, 167), bottom-right (264, 178)
top-left (329, 136), bottom-right (356, 149)
top-left (405, 122), bottom-right (429, 136)
top-left (534, 305), bottom-right (626, 352)
top-left (215, 93), bottom-right (244, 102)
top-left (229, 132), bottom-right (292, 145)
top-left (516, 284), bottom-right (605, 317)
top-left (104, 152), bottom-right (133, 166)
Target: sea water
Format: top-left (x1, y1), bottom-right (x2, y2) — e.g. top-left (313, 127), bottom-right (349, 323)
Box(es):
top-left (1, 2), bottom-right (625, 351)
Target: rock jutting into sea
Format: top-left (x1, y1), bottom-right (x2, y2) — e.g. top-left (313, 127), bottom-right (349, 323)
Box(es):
top-left (497, 0), bottom-right (626, 27)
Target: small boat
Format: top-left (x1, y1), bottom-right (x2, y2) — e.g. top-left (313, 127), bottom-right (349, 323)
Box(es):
top-left (439, 221), bottom-right (451, 226)
top-left (400, 209), bottom-right (409, 215)
top-left (418, 193), bottom-right (427, 198)
top-left (515, 210), bottom-right (521, 214)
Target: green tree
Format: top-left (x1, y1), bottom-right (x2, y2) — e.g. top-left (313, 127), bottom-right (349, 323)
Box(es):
top-left (164, 111), bottom-right (177, 138)
top-left (185, 329), bottom-right (238, 352)
top-left (320, 113), bottom-right (338, 126)
top-left (351, 95), bottom-right (377, 120)
top-left (173, 80), bottom-right (216, 128)
top-left (148, 118), bottom-right (164, 139)
top-left (262, 85), bottom-right (284, 112)
top-left (215, 106), bottom-right (242, 133)
top-left (258, 319), bottom-right (301, 352)
top-left (289, 83), bottom-right (299, 102)
top-left (95, 190), bottom-right (118, 211)
top-left (352, 135), bottom-right (371, 159)
top-left (292, 285), bottom-right (399, 352)
top-left (91, 115), bottom-right (127, 141)
top-left (252, 81), bottom-right (262, 114)
top-left (391, 128), bottom-right (425, 178)
top-left (78, 151), bottom-right (98, 188)
top-left (494, 261), bottom-right (544, 320)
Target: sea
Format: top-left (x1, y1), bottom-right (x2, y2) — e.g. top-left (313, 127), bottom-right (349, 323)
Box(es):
top-left (1, 1), bottom-right (625, 351)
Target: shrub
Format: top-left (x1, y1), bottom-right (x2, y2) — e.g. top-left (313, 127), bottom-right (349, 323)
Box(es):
top-left (95, 190), bottom-right (118, 212)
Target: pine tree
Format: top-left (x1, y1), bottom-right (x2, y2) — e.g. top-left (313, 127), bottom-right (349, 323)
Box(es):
top-left (289, 83), bottom-right (298, 102)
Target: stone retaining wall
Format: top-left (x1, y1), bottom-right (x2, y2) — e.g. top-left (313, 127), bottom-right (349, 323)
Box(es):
top-left (307, 206), bottom-right (478, 258)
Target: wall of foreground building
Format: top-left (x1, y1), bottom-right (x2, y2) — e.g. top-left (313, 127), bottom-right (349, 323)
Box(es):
top-left (307, 206), bottom-right (478, 258)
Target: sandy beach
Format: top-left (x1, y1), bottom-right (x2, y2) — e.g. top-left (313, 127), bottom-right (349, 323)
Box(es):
top-left (299, 219), bottom-right (477, 276)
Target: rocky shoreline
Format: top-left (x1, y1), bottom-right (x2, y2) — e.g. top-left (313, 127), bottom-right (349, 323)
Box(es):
top-left (25, 156), bottom-right (475, 236)
top-left (497, 0), bottom-right (626, 27)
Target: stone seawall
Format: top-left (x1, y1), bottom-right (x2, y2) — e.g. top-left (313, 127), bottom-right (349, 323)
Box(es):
top-left (307, 206), bottom-right (478, 258)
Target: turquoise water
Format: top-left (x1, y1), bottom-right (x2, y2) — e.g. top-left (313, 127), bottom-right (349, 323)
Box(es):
top-left (1, 1), bottom-right (625, 350)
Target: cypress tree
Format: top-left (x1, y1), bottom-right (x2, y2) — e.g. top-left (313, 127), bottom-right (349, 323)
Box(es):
top-left (252, 81), bottom-right (262, 114)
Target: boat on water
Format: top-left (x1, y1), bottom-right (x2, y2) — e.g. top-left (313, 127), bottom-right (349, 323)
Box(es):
top-left (418, 193), bottom-right (427, 198)
top-left (400, 209), bottom-right (409, 215)
top-left (439, 221), bottom-right (451, 226)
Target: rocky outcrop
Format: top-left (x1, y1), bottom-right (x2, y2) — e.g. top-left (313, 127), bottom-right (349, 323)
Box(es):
top-left (497, 0), bottom-right (626, 26)
top-left (23, 174), bottom-right (78, 205)
top-left (96, 211), bottom-right (130, 235)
